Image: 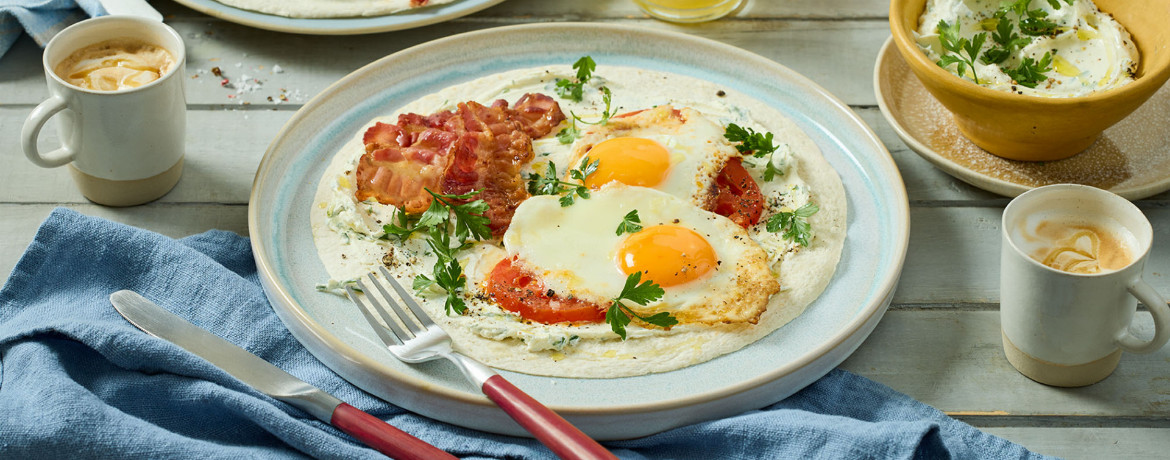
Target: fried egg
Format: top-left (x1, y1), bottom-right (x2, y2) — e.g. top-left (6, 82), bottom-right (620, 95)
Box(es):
top-left (502, 183), bottom-right (780, 325)
top-left (565, 105), bottom-right (738, 208)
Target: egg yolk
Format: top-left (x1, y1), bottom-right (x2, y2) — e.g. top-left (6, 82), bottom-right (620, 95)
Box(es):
top-left (616, 225), bottom-right (717, 287)
top-left (583, 137), bottom-right (671, 189)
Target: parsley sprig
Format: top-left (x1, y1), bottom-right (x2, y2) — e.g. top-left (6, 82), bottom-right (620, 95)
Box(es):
top-left (571, 86), bottom-right (614, 126)
top-left (615, 210), bottom-right (642, 235)
top-left (525, 156), bottom-right (599, 207)
top-left (980, 11), bottom-right (1030, 65)
top-left (936, 20), bottom-right (987, 84)
top-left (724, 123), bottom-right (783, 182)
top-left (555, 56), bottom-right (596, 102)
top-left (605, 271), bottom-right (676, 340)
top-left (556, 86), bottom-right (613, 144)
top-left (766, 202), bottom-right (819, 247)
top-left (384, 189), bottom-right (491, 315)
top-left (724, 123), bottom-right (777, 157)
top-left (1004, 52), bottom-right (1053, 88)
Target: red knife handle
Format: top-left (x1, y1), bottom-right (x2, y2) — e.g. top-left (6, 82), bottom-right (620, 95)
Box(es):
top-left (331, 403), bottom-right (456, 460)
top-left (482, 374), bottom-right (617, 460)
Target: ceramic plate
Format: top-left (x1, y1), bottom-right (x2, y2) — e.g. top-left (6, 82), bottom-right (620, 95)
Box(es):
top-left (875, 37), bottom-right (1170, 200)
top-left (249, 23), bottom-right (909, 440)
top-left (171, 0), bottom-right (504, 35)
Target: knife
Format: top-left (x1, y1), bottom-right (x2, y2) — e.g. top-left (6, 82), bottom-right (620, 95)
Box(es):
top-left (110, 290), bottom-right (455, 460)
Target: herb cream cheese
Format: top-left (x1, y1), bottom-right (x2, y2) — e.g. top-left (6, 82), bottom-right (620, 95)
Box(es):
top-left (916, 0), bottom-right (1138, 97)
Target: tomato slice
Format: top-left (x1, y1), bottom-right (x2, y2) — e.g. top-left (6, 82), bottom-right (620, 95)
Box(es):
top-left (712, 157), bottom-right (764, 228)
top-left (485, 258), bottom-right (606, 324)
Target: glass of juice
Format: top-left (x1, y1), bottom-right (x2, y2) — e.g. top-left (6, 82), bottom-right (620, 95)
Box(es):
top-left (634, 0), bottom-right (745, 23)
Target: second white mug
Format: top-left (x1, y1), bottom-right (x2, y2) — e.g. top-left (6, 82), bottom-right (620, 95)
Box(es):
top-left (21, 15), bottom-right (187, 207)
top-left (1000, 184), bottom-right (1170, 387)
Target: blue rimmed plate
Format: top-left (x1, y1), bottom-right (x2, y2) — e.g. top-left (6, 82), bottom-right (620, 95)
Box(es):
top-left (249, 23), bottom-right (909, 440)
top-left (171, 0), bottom-right (504, 35)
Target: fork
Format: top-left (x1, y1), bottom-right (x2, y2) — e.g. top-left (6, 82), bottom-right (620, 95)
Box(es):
top-left (347, 266), bottom-right (617, 460)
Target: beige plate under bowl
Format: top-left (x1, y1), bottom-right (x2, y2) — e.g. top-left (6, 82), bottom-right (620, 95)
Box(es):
top-left (875, 37), bottom-right (1170, 200)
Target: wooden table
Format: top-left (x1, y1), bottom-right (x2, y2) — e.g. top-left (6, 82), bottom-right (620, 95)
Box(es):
top-left (3, 1), bottom-right (1168, 457)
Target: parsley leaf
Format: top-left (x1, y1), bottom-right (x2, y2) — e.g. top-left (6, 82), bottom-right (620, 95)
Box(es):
top-left (556, 120), bottom-right (579, 144)
top-left (412, 274), bottom-right (435, 293)
top-left (1018, 9), bottom-right (1059, 36)
top-left (615, 210), bottom-right (642, 235)
top-left (936, 20), bottom-right (987, 84)
top-left (1004, 52), bottom-right (1053, 88)
top-left (416, 259), bottom-right (467, 315)
top-left (382, 209), bottom-right (423, 241)
top-left (766, 202), bottom-right (819, 247)
top-left (570, 156), bottom-right (600, 182)
top-left (763, 156), bottom-right (784, 182)
top-left (605, 271), bottom-right (674, 340)
top-left (723, 123), bottom-right (777, 157)
top-left (574, 55), bottom-right (597, 81)
top-left (554, 56), bottom-right (596, 102)
top-left (424, 189), bottom-right (491, 245)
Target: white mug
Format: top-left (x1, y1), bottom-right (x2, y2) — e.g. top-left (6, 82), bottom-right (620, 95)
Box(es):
top-left (1000, 184), bottom-right (1170, 387)
top-left (21, 15), bottom-right (186, 207)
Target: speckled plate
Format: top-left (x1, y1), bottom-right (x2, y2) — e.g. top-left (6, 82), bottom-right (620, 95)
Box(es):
top-left (170, 0), bottom-right (503, 35)
top-left (249, 23), bottom-right (909, 440)
top-left (875, 37), bottom-right (1170, 200)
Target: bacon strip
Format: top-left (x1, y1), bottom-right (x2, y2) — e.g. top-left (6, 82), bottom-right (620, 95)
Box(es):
top-left (353, 93), bottom-right (565, 235)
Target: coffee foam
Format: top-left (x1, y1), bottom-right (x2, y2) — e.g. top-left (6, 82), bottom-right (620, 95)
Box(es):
top-left (54, 38), bottom-right (174, 91)
top-left (1011, 210), bottom-right (1137, 274)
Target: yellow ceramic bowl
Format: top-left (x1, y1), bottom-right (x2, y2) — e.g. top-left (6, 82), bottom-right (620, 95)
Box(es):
top-left (889, 0), bottom-right (1170, 161)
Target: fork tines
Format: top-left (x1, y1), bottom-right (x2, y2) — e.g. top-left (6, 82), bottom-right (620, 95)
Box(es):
top-left (346, 266), bottom-right (435, 346)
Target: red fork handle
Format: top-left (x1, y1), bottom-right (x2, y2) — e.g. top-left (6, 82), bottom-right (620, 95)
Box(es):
top-left (331, 403), bottom-right (457, 460)
top-left (482, 374), bottom-right (617, 460)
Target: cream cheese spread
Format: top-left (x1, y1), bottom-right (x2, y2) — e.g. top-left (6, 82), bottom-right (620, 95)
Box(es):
top-left (309, 65), bottom-right (849, 377)
top-left (915, 0), bottom-right (1139, 97)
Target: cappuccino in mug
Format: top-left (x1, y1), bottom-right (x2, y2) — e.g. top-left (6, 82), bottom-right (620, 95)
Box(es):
top-left (54, 38), bottom-right (175, 91)
top-left (1010, 211), bottom-right (1137, 274)
top-left (1000, 184), bottom-right (1170, 387)
top-left (22, 16), bottom-right (187, 206)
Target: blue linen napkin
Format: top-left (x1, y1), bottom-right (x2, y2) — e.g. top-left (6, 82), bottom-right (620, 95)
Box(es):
top-left (0, 0), bottom-right (105, 59)
top-left (0, 208), bottom-right (1055, 459)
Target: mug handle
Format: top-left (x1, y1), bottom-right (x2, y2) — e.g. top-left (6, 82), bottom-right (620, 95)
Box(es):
top-left (1116, 280), bottom-right (1170, 354)
top-left (22, 95), bottom-right (77, 168)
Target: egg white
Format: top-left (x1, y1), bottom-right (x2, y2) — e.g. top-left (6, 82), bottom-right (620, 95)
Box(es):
top-left (564, 105), bottom-right (736, 209)
top-left (504, 183), bottom-right (780, 324)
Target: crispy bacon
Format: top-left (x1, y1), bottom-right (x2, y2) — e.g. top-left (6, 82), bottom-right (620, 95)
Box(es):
top-left (353, 93), bottom-right (565, 235)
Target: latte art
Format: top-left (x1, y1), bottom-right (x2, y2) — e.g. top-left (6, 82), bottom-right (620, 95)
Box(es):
top-left (54, 38), bottom-right (175, 91)
top-left (1017, 217), bottom-right (1135, 275)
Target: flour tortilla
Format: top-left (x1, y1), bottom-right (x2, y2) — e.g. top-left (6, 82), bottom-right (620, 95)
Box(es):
top-left (310, 65), bottom-right (847, 378)
top-left (213, 0), bottom-right (457, 19)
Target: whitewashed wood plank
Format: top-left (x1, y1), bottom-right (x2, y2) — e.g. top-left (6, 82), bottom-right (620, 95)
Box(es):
top-left (0, 19), bottom-right (889, 107)
top-left (154, 0), bottom-right (891, 20)
top-left (842, 310), bottom-right (1170, 418)
top-left (982, 428), bottom-right (1170, 459)
top-left (0, 204), bottom-right (249, 282)
top-left (0, 108), bottom-right (290, 204)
